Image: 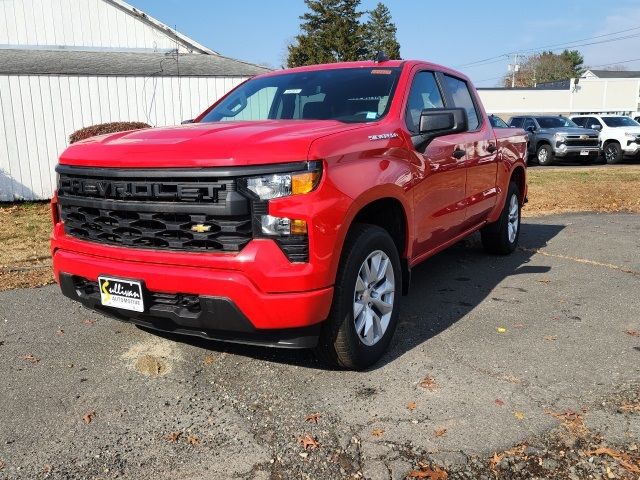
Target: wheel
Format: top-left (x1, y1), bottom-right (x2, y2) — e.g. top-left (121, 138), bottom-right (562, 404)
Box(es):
top-left (603, 142), bottom-right (622, 164)
top-left (481, 182), bottom-right (521, 255)
top-left (315, 224), bottom-right (401, 370)
top-left (536, 144), bottom-right (554, 166)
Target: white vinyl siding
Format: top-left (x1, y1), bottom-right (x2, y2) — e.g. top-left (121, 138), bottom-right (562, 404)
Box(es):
top-left (0, 75), bottom-right (246, 201)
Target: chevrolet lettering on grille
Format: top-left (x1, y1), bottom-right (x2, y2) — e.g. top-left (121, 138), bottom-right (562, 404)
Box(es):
top-left (59, 178), bottom-right (223, 202)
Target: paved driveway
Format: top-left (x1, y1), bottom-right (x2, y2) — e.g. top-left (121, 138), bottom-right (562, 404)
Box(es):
top-left (0, 213), bottom-right (638, 479)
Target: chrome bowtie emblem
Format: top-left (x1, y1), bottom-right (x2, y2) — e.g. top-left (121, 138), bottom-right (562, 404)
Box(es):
top-left (580, 135), bottom-right (589, 139)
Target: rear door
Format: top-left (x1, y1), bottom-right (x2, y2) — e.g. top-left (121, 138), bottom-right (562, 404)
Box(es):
top-left (440, 74), bottom-right (499, 228)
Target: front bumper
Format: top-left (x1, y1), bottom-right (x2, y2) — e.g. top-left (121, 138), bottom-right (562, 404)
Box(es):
top-left (554, 145), bottom-right (599, 157)
top-left (53, 247), bottom-right (333, 347)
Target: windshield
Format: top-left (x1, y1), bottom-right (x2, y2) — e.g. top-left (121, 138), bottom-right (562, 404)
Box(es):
top-left (601, 116), bottom-right (640, 127)
top-left (200, 68), bottom-right (401, 124)
top-left (536, 117), bottom-right (578, 128)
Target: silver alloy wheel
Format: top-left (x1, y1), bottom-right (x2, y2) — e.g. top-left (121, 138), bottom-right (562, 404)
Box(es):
top-left (353, 250), bottom-right (395, 346)
top-left (507, 193), bottom-right (519, 243)
top-left (537, 148), bottom-right (548, 163)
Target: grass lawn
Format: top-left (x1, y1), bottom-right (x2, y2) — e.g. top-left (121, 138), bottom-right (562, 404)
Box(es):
top-left (1, 165), bottom-right (639, 290)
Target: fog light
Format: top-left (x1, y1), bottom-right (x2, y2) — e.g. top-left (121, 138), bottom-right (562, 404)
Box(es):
top-left (260, 215), bottom-right (307, 236)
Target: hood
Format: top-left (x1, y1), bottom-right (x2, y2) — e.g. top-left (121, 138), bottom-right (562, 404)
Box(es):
top-left (60, 120), bottom-right (367, 168)
top-left (541, 127), bottom-right (599, 136)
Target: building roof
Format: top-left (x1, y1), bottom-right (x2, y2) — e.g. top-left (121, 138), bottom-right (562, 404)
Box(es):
top-left (104, 0), bottom-right (217, 55)
top-left (585, 69), bottom-right (640, 79)
top-left (0, 48), bottom-right (272, 77)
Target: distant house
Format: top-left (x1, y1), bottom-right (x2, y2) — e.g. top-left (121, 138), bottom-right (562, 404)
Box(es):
top-left (478, 70), bottom-right (640, 123)
top-left (0, 0), bottom-right (271, 201)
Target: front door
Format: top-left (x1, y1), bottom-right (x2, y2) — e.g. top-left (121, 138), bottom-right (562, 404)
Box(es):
top-left (405, 70), bottom-right (468, 260)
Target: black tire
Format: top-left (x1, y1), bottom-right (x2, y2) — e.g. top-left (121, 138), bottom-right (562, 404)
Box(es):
top-left (536, 144), bottom-right (554, 166)
top-left (603, 142), bottom-right (623, 164)
top-left (481, 182), bottom-right (521, 255)
top-left (315, 224), bottom-right (401, 370)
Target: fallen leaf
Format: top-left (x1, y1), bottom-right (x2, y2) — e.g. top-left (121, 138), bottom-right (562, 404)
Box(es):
top-left (0, 341), bottom-right (4, 346)
top-left (43, 464), bottom-right (53, 475)
top-left (513, 323), bottom-right (525, 328)
top-left (164, 431), bottom-right (182, 442)
top-left (305, 413), bottom-right (321, 424)
top-left (514, 411), bottom-right (525, 420)
top-left (20, 354), bottom-right (40, 364)
top-left (372, 428), bottom-right (385, 437)
top-left (407, 401), bottom-right (417, 411)
top-left (83, 319), bottom-right (96, 326)
top-left (202, 354), bottom-right (215, 366)
top-left (56, 328), bottom-right (64, 336)
top-left (419, 376), bottom-right (438, 391)
top-left (496, 327), bottom-right (507, 333)
top-left (618, 401), bottom-right (640, 413)
top-left (586, 447), bottom-right (640, 474)
top-left (407, 463), bottom-right (448, 479)
top-left (494, 399), bottom-right (505, 406)
top-left (434, 427), bottom-right (447, 437)
top-left (298, 434), bottom-right (319, 450)
top-left (544, 409), bottom-right (588, 437)
top-left (82, 411), bottom-right (96, 424)
top-left (537, 278), bottom-right (551, 283)
top-left (186, 434), bottom-right (199, 446)
top-left (625, 330), bottom-right (640, 338)
top-left (0, 460), bottom-right (4, 470)
top-left (544, 335), bottom-right (557, 341)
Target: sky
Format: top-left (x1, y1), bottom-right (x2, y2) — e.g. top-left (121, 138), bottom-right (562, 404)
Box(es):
top-left (130, 0), bottom-right (640, 87)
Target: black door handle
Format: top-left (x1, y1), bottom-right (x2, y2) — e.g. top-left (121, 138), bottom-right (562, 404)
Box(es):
top-left (487, 143), bottom-right (497, 153)
top-left (452, 148), bottom-right (465, 159)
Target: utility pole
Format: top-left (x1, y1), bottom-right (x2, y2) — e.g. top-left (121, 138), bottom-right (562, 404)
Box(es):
top-left (508, 53), bottom-right (520, 88)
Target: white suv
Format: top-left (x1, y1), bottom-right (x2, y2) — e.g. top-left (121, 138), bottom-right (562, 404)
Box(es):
top-left (571, 115), bottom-right (640, 164)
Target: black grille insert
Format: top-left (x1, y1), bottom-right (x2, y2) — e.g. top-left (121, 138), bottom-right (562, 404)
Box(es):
top-left (57, 166), bottom-right (254, 253)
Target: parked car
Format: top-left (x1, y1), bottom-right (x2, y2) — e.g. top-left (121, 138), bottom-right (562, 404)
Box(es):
top-left (51, 59), bottom-right (528, 369)
top-left (488, 114), bottom-right (510, 129)
top-left (508, 115), bottom-right (599, 166)
top-left (571, 115), bottom-right (640, 164)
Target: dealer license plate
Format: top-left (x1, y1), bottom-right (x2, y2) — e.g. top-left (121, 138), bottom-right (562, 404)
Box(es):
top-left (580, 150), bottom-right (589, 156)
top-left (98, 276), bottom-right (144, 312)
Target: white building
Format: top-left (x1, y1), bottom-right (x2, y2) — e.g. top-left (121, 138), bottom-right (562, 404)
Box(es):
top-left (0, 0), bottom-right (270, 201)
top-left (478, 70), bottom-right (640, 121)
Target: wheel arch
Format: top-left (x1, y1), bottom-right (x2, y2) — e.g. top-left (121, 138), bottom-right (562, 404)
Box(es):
top-left (335, 190), bottom-right (412, 295)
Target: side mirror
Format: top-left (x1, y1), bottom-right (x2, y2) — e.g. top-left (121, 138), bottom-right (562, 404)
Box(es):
top-left (181, 119), bottom-right (194, 125)
top-left (526, 125), bottom-right (536, 132)
top-left (418, 108), bottom-right (468, 137)
top-left (590, 124), bottom-right (602, 131)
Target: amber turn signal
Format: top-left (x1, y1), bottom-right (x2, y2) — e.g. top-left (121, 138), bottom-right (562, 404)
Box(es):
top-left (292, 171), bottom-right (321, 195)
top-left (290, 219), bottom-right (308, 235)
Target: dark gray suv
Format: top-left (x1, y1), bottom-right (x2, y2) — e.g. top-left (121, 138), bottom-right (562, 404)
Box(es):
top-left (508, 116), bottom-right (599, 166)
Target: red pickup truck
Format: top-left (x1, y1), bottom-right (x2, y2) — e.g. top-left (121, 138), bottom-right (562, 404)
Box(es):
top-left (51, 60), bottom-right (527, 369)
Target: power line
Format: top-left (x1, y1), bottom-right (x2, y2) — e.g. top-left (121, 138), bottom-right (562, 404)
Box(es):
top-left (455, 24), bottom-right (640, 68)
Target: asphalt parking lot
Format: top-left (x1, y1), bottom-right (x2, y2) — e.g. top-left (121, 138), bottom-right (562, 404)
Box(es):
top-left (0, 212), bottom-right (638, 479)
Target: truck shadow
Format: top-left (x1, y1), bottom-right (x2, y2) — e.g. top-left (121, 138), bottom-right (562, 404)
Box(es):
top-left (146, 221), bottom-right (564, 370)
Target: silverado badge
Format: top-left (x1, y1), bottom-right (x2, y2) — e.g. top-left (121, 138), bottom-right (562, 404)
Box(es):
top-left (191, 224), bottom-right (212, 233)
top-left (580, 134), bottom-right (589, 140)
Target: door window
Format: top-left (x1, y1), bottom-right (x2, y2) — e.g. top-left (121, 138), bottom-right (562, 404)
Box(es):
top-left (404, 71), bottom-right (445, 133)
top-left (442, 75), bottom-right (480, 130)
top-left (523, 118), bottom-right (536, 131)
top-left (509, 117), bottom-right (524, 128)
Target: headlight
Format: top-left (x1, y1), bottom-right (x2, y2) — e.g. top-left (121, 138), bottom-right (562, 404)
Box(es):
top-left (245, 162), bottom-right (322, 200)
top-left (554, 133), bottom-right (566, 143)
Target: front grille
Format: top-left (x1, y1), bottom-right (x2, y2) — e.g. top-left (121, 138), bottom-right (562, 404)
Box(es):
top-left (565, 136), bottom-right (599, 148)
top-left (57, 166), bottom-right (253, 253)
top-left (61, 205), bottom-right (252, 251)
